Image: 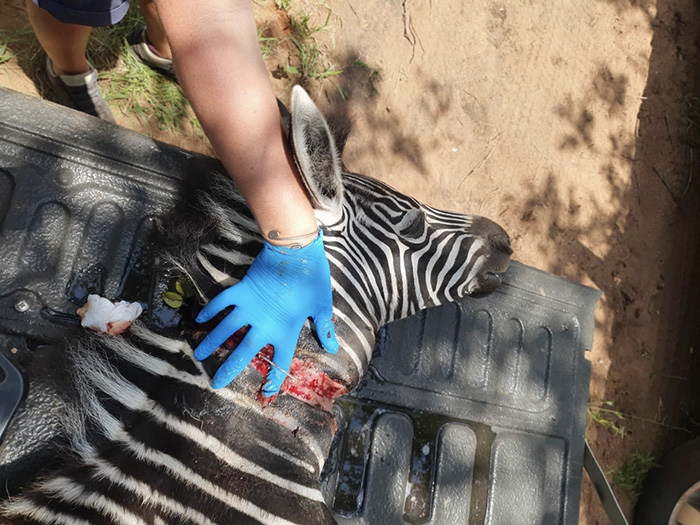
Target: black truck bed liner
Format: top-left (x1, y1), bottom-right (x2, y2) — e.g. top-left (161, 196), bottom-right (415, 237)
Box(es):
top-left (0, 87), bottom-right (600, 524)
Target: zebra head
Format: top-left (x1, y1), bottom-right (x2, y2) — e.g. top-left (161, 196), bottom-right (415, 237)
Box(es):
top-left (163, 86), bottom-right (511, 392)
top-left (286, 87), bottom-right (512, 383)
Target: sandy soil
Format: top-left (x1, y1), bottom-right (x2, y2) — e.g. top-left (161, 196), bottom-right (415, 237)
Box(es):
top-left (2, 0), bottom-right (700, 522)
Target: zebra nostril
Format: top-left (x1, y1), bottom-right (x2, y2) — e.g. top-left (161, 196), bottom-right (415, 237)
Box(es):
top-left (468, 272), bottom-right (503, 297)
top-left (472, 216), bottom-right (512, 255)
top-left (491, 233), bottom-right (513, 256)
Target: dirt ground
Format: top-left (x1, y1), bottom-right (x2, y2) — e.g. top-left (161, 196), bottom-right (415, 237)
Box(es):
top-left (2, 0), bottom-right (700, 523)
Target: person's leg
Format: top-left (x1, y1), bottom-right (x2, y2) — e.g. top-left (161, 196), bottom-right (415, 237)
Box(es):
top-left (139, 0), bottom-right (171, 59)
top-left (128, 0), bottom-right (176, 79)
top-left (25, 0), bottom-right (91, 75)
top-left (25, 0), bottom-right (114, 121)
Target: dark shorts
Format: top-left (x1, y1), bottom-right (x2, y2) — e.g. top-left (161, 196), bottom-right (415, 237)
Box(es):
top-left (32, 0), bottom-right (130, 27)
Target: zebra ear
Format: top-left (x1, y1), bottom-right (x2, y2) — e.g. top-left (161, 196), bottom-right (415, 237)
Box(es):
top-left (290, 86), bottom-right (343, 217)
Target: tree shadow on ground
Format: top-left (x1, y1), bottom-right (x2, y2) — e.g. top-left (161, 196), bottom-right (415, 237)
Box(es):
top-left (500, 0), bottom-right (700, 517)
top-left (308, 49), bottom-right (459, 178)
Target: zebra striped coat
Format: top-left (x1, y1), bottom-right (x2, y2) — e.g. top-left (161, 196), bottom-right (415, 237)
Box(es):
top-left (0, 87), bottom-right (512, 525)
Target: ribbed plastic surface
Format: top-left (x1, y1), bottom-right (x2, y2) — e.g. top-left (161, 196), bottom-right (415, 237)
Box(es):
top-left (321, 264), bottom-right (600, 525)
top-left (0, 88), bottom-right (220, 341)
top-left (0, 88), bottom-right (600, 524)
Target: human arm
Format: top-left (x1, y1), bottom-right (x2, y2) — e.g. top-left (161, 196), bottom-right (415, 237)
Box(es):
top-left (153, 0), bottom-right (338, 392)
top-left (153, 0), bottom-right (315, 238)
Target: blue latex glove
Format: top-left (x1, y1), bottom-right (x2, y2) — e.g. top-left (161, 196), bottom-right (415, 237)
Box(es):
top-left (194, 229), bottom-right (338, 394)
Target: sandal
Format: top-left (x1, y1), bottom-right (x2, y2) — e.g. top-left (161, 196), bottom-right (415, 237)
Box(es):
top-left (128, 26), bottom-right (177, 81)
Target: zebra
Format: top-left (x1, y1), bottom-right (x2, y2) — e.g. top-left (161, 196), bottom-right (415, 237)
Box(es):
top-left (0, 86), bottom-right (512, 525)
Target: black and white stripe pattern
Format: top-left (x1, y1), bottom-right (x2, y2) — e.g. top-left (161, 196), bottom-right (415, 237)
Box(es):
top-left (322, 173), bottom-right (510, 376)
top-left (1, 325), bottom-right (335, 525)
top-left (0, 87), bottom-right (511, 524)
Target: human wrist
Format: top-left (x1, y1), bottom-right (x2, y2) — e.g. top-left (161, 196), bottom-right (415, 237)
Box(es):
top-left (265, 227), bottom-right (320, 249)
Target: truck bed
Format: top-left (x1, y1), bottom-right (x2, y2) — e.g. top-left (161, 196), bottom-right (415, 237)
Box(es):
top-left (0, 87), bottom-right (600, 525)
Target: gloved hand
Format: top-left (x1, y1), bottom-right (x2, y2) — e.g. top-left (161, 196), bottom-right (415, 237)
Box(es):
top-left (193, 229), bottom-right (339, 394)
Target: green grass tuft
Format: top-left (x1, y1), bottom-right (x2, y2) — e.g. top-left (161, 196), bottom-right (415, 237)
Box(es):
top-left (587, 401), bottom-right (626, 439)
top-left (79, 7), bottom-right (193, 131)
top-left (0, 43), bottom-right (13, 65)
top-left (0, 27), bottom-right (39, 66)
top-left (275, 0), bottom-right (292, 11)
top-left (258, 26), bottom-right (280, 59)
top-left (0, 31), bottom-right (16, 65)
top-left (612, 451), bottom-right (658, 497)
top-left (103, 48), bottom-right (189, 130)
top-left (285, 8), bottom-right (342, 82)
top-left (88, 7), bottom-right (145, 69)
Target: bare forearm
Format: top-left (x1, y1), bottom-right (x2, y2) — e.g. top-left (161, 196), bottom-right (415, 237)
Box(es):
top-left (153, 0), bottom-right (317, 240)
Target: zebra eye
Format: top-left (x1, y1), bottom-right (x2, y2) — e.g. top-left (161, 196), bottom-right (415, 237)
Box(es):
top-left (396, 209), bottom-right (426, 238)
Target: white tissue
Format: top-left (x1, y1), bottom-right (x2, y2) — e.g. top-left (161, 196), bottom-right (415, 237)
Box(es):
top-left (79, 294), bottom-right (143, 334)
